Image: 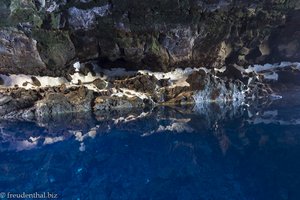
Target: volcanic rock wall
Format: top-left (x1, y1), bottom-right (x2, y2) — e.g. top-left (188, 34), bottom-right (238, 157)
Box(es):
top-left (0, 0), bottom-right (299, 76)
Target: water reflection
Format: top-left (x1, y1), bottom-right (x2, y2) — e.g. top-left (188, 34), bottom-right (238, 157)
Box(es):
top-left (0, 98), bottom-right (300, 199)
top-left (0, 103), bottom-right (249, 152)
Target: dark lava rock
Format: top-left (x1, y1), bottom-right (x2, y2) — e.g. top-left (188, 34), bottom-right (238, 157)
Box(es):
top-left (0, 86), bottom-right (95, 119)
top-left (0, 0), bottom-right (299, 75)
top-left (92, 79), bottom-right (107, 89)
top-left (186, 70), bottom-right (207, 91)
top-left (31, 30), bottom-right (76, 74)
top-left (35, 93), bottom-right (74, 118)
top-left (31, 76), bottom-right (41, 87)
top-left (0, 28), bottom-right (47, 75)
top-left (93, 96), bottom-right (145, 111)
top-left (114, 74), bottom-right (159, 93)
top-left (158, 79), bottom-right (170, 87)
top-left (269, 10), bottom-right (300, 63)
top-left (165, 91), bottom-right (194, 105)
top-left (162, 86), bottom-right (190, 102)
top-left (0, 95), bottom-right (13, 106)
top-left (0, 88), bottom-right (40, 117)
top-left (79, 63), bottom-right (96, 76)
top-left (0, 76), bottom-right (4, 85)
top-left (35, 86), bottom-right (94, 119)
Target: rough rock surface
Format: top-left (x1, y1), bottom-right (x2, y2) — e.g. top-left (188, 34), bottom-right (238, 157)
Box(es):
top-left (93, 96), bottom-right (145, 111)
top-left (0, 88), bottom-right (40, 118)
top-left (0, 0), bottom-right (299, 75)
top-left (186, 70), bottom-right (207, 90)
top-left (114, 74), bottom-right (159, 93)
top-left (1, 64), bottom-right (285, 119)
top-left (0, 86), bottom-right (93, 119)
top-left (0, 28), bottom-right (47, 75)
top-left (0, 0), bottom-right (299, 119)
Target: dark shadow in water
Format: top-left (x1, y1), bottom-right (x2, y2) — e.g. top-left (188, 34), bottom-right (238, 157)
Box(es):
top-left (0, 96), bottom-right (300, 200)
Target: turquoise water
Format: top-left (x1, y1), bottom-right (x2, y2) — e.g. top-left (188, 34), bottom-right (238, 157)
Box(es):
top-left (0, 96), bottom-right (300, 200)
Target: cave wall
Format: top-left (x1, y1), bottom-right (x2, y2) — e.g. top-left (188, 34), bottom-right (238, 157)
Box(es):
top-left (0, 0), bottom-right (299, 76)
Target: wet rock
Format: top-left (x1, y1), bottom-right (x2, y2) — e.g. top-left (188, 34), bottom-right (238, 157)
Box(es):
top-left (124, 49), bottom-right (143, 63)
top-left (0, 86), bottom-right (95, 119)
top-left (0, 95), bottom-right (13, 106)
top-left (98, 39), bottom-right (121, 62)
top-left (0, 89), bottom-right (40, 117)
top-left (114, 74), bottom-right (158, 93)
top-left (186, 70), bottom-right (207, 91)
top-left (35, 93), bottom-right (73, 117)
top-left (73, 34), bottom-right (100, 60)
top-left (164, 91), bottom-right (194, 105)
top-left (158, 79), bottom-right (170, 87)
top-left (21, 108), bottom-right (35, 120)
top-left (31, 77), bottom-right (41, 87)
top-left (65, 87), bottom-right (94, 112)
top-left (160, 86), bottom-right (190, 102)
top-left (77, 86), bottom-right (86, 97)
top-left (79, 63), bottom-right (95, 76)
top-left (210, 88), bottom-right (221, 101)
top-left (65, 74), bottom-right (73, 82)
top-left (92, 79), bottom-right (106, 89)
top-left (94, 96), bottom-right (144, 111)
top-left (59, 83), bottom-right (67, 92)
top-left (64, 0), bottom-right (298, 71)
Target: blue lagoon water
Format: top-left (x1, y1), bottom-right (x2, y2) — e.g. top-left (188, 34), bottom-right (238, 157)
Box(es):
top-left (0, 94), bottom-right (300, 200)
